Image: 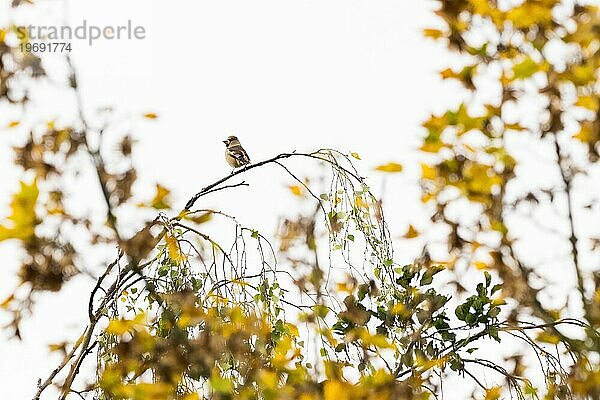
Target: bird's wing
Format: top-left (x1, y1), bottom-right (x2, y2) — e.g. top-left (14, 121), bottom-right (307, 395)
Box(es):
top-left (228, 145), bottom-right (251, 163)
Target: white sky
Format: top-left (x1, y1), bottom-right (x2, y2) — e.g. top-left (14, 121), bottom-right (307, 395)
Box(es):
top-left (0, 0), bottom-right (575, 399)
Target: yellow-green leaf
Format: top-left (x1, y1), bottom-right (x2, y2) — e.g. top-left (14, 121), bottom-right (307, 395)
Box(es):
top-left (512, 57), bottom-right (544, 80)
top-left (165, 233), bottom-right (185, 263)
top-left (536, 331), bottom-right (561, 345)
top-left (375, 162), bottom-right (403, 173)
top-left (0, 180), bottom-right (39, 242)
top-left (210, 375), bottom-right (234, 394)
top-left (183, 211), bottom-right (213, 224)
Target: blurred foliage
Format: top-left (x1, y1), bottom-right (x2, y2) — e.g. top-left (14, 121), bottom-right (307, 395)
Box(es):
top-left (0, 1), bottom-right (598, 400)
top-left (419, 0), bottom-right (600, 398)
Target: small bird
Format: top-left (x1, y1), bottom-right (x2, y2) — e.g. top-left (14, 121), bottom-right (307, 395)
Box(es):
top-left (223, 135), bottom-right (251, 171)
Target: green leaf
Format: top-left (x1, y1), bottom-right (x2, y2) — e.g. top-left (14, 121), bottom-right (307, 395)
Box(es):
top-left (487, 326), bottom-right (500, 342)
top-left (489, 306), bottom-right (500, 318)
top-left (512, 57), bottom-right (542, 79)
top-left (491, 284), bottom-right (502, 295)
top-left (420, 265), bottom-right (445, 286)
top-left (484, 271), bottom-right (492, 288)
top-left (455, 304), bottom-right (467, 321)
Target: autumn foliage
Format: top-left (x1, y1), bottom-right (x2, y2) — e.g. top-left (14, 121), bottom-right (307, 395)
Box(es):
top-left (1, 1), bottom-right (600, 399)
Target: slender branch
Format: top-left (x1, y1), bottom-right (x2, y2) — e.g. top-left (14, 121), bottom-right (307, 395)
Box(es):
top-left (183, 150), bottom-right (363, 211)
top-left (551, 133), bottom-right (589, 321)
top-left (88, 253), bottom-right (122, 321)
top-left (67, 55), bottom-right (122, 244)
top-left (32, 338), bottom-right (81, 400)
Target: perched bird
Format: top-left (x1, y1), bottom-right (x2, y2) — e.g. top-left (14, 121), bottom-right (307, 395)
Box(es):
top-left (223, 135), bottom-right (251, 171)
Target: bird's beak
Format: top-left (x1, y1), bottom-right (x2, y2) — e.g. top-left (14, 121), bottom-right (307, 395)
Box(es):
top-left (222, 140), bottom-right (228, 144)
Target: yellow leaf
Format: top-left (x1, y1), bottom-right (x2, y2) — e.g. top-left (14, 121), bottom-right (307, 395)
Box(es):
top-left (143, 113), bottom-right (158, 119)
top-left (324, 380), bottom-right (349, 400)
top-left (439, 65), bottom-right (476, 84)
top-left (506, 4), bottom-right (552, 29)
top-left (375, 162), bottom-right (403, 173)
top-left (403, 225), bottom-right (419, 239)
top-left (440, 68), bottom-right (459, 80)
top-left (473, 261), bottom-right (489, 270)
top-left (420, 141), bottom-right (445, 153)
top-left (536, 331), bottom-right (561, 345)
top-left (258, 370), bottom-right (279, 391)
top-left (350, 151), bottom-right (361, 160)
top-left (114, 382), bottom-right (172, 398)
top-left (105, 314), bottom-right (146, 335)
top-left (571, 64), bottom-right (596, 86)
top-left (8, 121), bottom-right (20, 128)
top-left (138, 184), bottom-right (171, 209)
top-left (421, 164), bottom-right (437, 180)
top-left (105, 320), bottom-right (130, 335)
top-left (464, 163), bottom-right (502, 200)
top-left (417, 355), bottom-right (447, 372)
top-left (469, 0), bottom-right (503, 22)
top-left (484, 386), bottom-right (502, 400)
top-left (0, 294), bottom-right (15, 309)
top-left (289, 185), bottom-right (304, 197)
top-left (48, 343), bottom-right (67, 353)
top-left (354, 195), bottom-right (369, 210)
top-left (0, 180), bottom-right (39, 242)
top-left (336, 282), bottom-right (352, 293)
top-left (183, 211), bottom-right (213, 224)
top-left (285, 322), bottom-right (300, 337)
top-left (423, 28), bottom-right (444, 39)
top-left (165, 233), bottom-right (185, 263)
top-left (182, 393), bottom-right (200, 400)
top-left (492, 298), bottom-right (506, 306)
top-left (575, 96), bottom-right (599, 111)
top-left (504, 123), bottom-right (526, 131)
top-left (573, 122), bottom-right (596, 143)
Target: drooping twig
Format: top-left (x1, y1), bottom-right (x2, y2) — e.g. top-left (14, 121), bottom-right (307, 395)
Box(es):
top-left (36, 149), bottom-right (365, 399)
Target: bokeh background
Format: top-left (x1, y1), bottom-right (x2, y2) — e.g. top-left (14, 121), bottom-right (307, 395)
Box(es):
top-left (2, 1), bottom-right (587, 398)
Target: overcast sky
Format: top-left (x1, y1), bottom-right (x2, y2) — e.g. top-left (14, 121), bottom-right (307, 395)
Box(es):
top-left (0, 1), bottom-right (492, 398)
